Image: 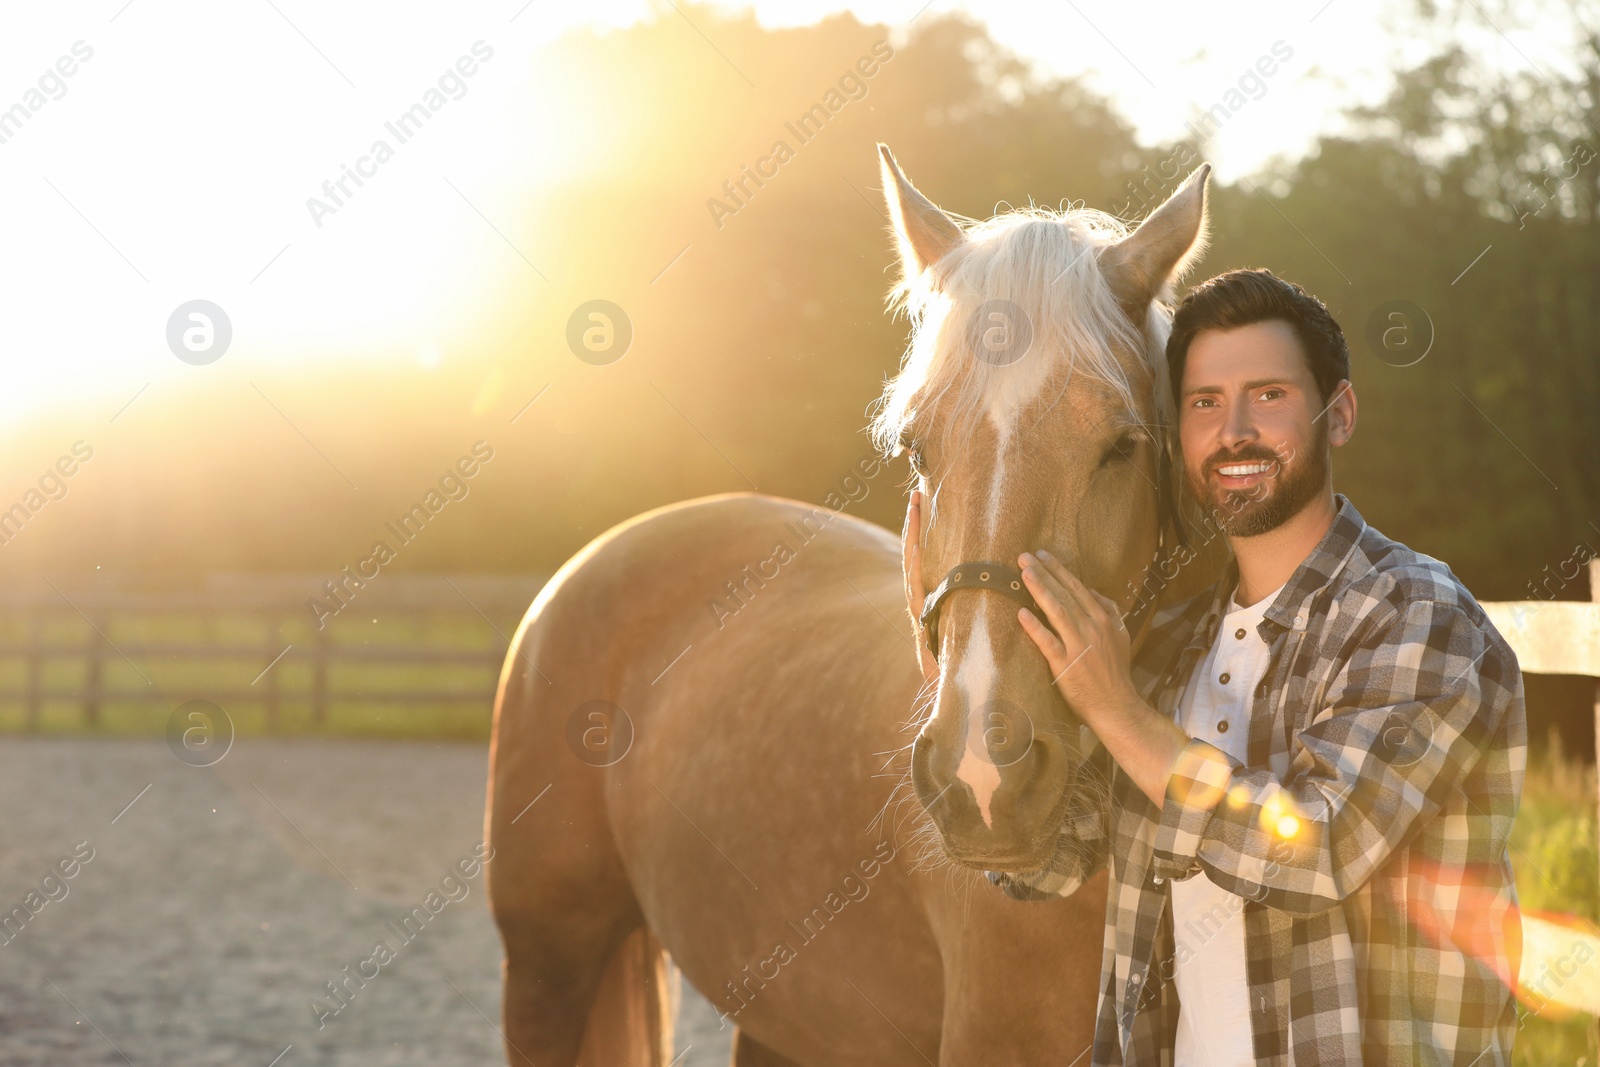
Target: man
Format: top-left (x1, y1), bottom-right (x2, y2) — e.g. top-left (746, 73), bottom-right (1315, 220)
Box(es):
top-left (904, 268), bottom-right (1525, 1064)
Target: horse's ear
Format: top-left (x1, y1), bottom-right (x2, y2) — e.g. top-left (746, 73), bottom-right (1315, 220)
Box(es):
top-left (878, 143), bottom-right (965, 285)
top-left (1100, 163), bottom-right (1212, 313)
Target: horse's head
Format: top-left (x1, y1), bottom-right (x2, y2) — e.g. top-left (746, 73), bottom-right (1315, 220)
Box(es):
top-left (871, 145), bottom-right (1211, 874)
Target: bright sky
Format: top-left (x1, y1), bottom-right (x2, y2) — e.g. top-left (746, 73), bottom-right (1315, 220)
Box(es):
top-left (0, 0), bottom-right (1571, 426)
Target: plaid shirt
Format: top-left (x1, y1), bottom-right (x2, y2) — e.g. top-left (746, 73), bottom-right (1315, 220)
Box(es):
top-left (989, 495), bottom-right (1526, 1065)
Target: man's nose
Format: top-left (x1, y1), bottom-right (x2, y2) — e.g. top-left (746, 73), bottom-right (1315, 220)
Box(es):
top-left (1219, 400), bottom-right (1259, 449)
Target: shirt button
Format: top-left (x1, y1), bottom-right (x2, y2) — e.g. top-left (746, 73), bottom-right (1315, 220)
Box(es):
top-left (1235, 628), bottom-right (1246, 640)
top-left (1217, 720), bottom-right (1229, 733)
top-left (1219, 672), bottom-right (1231, 684)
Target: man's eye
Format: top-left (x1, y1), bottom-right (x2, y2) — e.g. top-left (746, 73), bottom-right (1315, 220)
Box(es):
top-left (1191, 397), bottom-right (1217, 409)
top-left (1258, 389), bottom-right (1284, 401)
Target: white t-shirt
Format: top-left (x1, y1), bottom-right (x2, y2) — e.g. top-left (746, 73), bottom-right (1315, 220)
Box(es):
top-left (1170, 582), bottom-right (1282, 1067)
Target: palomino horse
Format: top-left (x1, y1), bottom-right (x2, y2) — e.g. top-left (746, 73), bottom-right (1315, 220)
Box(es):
top-left (484, 146), bottom-right (1217, 1066)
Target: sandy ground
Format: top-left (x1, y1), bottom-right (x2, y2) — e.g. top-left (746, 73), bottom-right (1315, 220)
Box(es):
top-left (0, 737), bottom-right (731, 1066)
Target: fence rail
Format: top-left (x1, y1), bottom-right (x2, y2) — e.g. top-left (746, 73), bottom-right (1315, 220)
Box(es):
top-left (1481, 557), bottom-right (1600, 716)
top-left (0, 573), bottom-right (545, 731)
top-left (4, 565), bottom-right (1596, 726)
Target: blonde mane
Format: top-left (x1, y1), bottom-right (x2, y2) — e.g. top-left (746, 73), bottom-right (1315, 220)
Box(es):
top-left (867, 204), bottom-right (1177, 474)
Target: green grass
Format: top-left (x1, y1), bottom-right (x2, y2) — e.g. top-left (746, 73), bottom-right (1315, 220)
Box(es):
top-left (1513, 732), bottom-right (1600, 1066)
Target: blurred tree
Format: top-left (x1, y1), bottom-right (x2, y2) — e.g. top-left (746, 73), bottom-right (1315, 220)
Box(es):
top-left (3, 2), bottom-right (1594, 629)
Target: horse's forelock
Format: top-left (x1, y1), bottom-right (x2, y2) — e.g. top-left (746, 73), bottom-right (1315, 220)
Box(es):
top-left (868, 205), bottom-right (1173, 468)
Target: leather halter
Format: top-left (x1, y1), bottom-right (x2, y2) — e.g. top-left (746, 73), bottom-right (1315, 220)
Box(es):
top-left (919, 561), bottom-right (1040, 656)
top-left (918, 444), bottom-right (1187, 662)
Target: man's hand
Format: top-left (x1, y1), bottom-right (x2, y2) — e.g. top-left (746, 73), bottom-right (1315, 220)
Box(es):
top-left (1015, 549), bottom-right (1140, 722)
top-left (1017, 549), bottom-right (1190, 807)
top-left (902, 489), bottom-right (938, 684)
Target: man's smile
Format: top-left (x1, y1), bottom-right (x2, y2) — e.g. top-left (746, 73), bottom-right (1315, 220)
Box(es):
top-left (1206, 454), bottom-right (1281, 493)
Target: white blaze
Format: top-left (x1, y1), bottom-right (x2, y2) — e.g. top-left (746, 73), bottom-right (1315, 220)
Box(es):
top-left (952, 364), bottom-right (1052, 827)
top-left (983, 370), bottom-right (1032, 536)
top-left (947, 383), bottom-right (1036, 825)
top-left (955, 611), bottom-right (1003, 828)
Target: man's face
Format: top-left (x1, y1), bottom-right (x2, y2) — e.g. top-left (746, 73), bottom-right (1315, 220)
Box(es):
top-left (1177, 319), bottom-right (1342, 537)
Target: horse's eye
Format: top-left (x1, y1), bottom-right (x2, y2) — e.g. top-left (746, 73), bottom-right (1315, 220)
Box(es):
top-left (1101, 431), bottom-right (1142, 466)
top-left (901, 436), bottom-right (927, 473)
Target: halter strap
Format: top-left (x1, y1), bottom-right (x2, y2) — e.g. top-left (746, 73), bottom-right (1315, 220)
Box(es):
top-left (918, 562), bottom-right (1040, 655)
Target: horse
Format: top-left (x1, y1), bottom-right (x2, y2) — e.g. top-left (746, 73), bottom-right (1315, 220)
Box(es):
top-left (483, 145), bottom-right (1218, 1066)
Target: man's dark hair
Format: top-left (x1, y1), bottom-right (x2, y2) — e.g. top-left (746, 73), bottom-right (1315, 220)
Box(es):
top-left (1165, 268), bottom-right (1351, 406)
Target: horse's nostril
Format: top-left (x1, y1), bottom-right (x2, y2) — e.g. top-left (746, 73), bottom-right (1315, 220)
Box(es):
top-left (911, 704), bottom-right (1082, 862)
top-left (910, 731), bottom-right (961, 834)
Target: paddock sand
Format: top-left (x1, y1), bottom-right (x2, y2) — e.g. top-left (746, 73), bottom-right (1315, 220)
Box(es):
top-left (0, 737), bottom-right (731, 1066)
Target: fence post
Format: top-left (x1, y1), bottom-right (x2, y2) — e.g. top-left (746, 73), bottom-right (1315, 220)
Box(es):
top-left (83, 608), bottom-right (105, 729)
top-left (312, 620), bottom-right (330, 727)
top-left (25, 609), bottom-right (42, 730)
top-left (1590, 557), bottom-right (1600, 1059)
top-left (264, 615), bottom-right (282, 731)
top-left (1592, 559), bottom-right (1600, 911)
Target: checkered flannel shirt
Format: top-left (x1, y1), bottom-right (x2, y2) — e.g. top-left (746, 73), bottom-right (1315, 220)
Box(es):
top-left (988, 495), bottom-right (1526, 1065)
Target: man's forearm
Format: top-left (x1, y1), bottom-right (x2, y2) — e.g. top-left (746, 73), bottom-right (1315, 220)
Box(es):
top-left (1090, 696), bottom-right (1192, 808)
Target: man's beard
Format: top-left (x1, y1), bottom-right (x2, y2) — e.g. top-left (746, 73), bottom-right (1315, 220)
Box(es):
top-left (1188, 429), bottom-right (1329, 538)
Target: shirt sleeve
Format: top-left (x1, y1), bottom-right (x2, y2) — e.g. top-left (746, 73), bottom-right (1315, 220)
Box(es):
top-left (1149, 596), bottom-right (1520, 915)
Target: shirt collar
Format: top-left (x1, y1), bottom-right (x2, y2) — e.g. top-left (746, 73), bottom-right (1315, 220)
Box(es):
top-left (1183, 494), bottom-right (1369, 652)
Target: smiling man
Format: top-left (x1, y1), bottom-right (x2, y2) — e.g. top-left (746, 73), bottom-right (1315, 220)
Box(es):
top-left (908, 268), bottom-right (1526, 1065)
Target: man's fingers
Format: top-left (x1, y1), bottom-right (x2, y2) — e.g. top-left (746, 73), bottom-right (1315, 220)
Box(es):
top-left (1035, 549), bottom-right (1108, 623)
top-left (1017, 607), bottom-right (1069, 673)
top-left (903, 491), bottom-right (925, 601)
top-left (1087, 588), bottom-right (1125, 628)
top-left (904, 492), bottom-right (937, 676)
top-left (909, 496), bottom-right (927, 597)
top-left (905, 490), bottom-right (922, 544)
top-left (1030, 546), bottom-right (1069, 585)
top-left (1019, 565), bottom-right (1086, 651)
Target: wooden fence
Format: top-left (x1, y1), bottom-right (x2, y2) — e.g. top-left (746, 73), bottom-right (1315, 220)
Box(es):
top-left (1482, 559), bottom-right (1600, 1017)
top-left (1482, 559), bottom-right (1600, 755)
top-left (3, 562), bottom-right (1596, 1009)
top-left (0, 573), bottom-right (545, 731)
top-left (2, 562), bottom-right (1595, 734)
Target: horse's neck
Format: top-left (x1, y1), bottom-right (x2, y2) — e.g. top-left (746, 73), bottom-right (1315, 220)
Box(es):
top-left (1164, 498), bottom-right (1233, 608)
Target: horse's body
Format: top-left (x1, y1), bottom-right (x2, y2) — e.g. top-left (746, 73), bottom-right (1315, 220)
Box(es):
top-left (485, 491), bottom-right (1106, 1065)
top-left (486, 147), bottom-right (1217, 1065)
